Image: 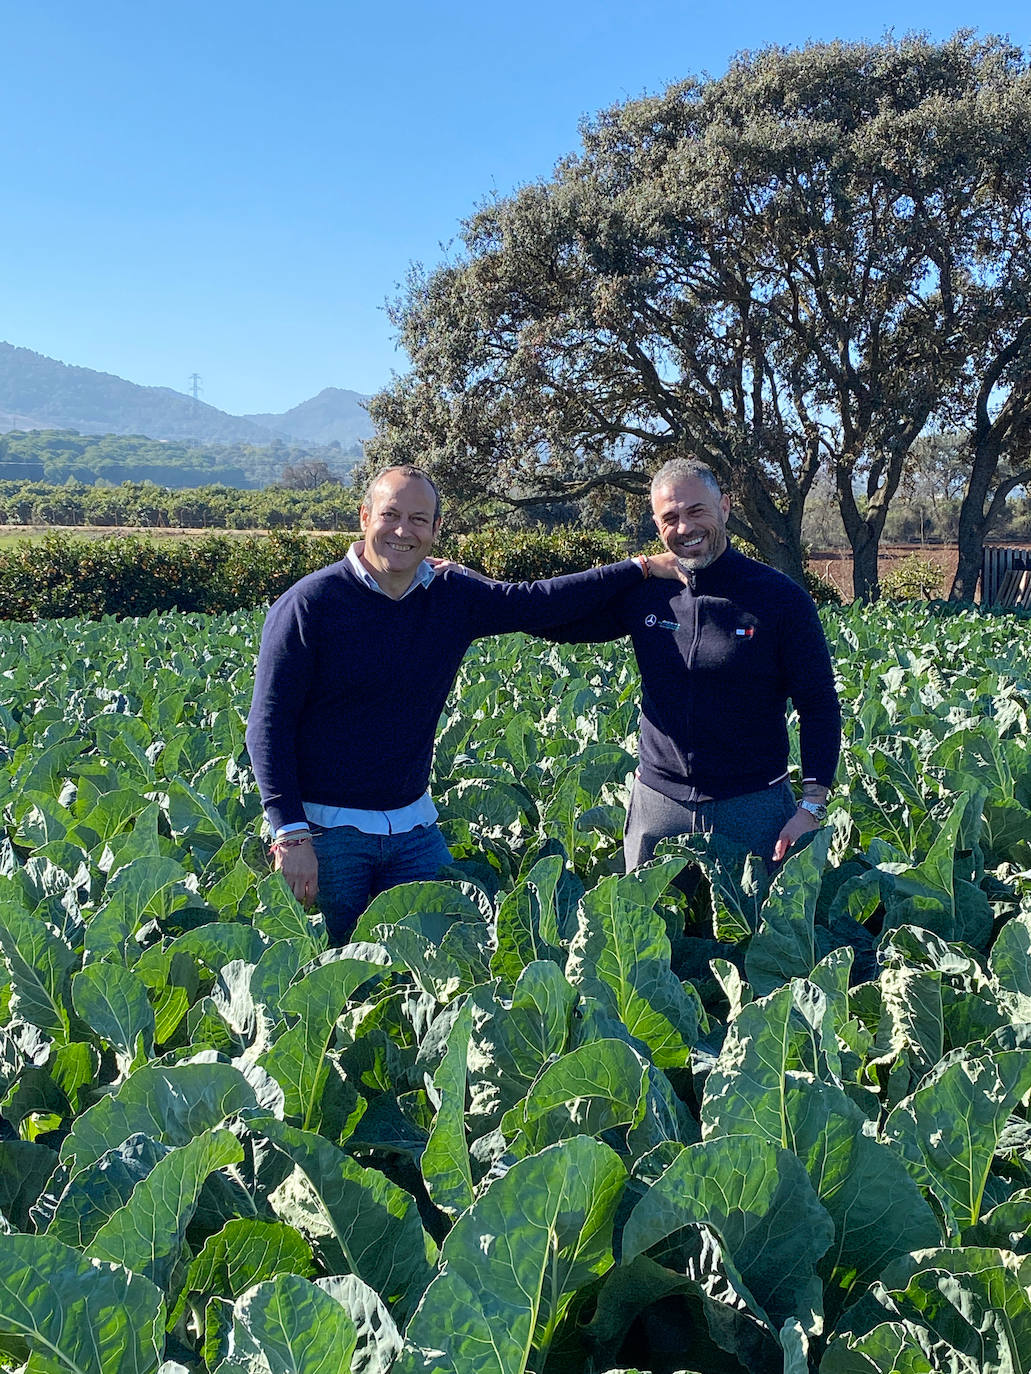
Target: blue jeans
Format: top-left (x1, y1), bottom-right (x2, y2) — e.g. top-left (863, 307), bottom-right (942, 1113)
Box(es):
top-left (310, 822), bottom-right (452, 945)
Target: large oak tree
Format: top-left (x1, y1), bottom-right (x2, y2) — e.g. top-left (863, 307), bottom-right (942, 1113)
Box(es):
top-left (367, 33), bottom-right (1031, 599)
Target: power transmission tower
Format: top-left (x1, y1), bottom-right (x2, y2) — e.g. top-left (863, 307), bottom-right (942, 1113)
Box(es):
top-left (188, 374), bottom-right (202, 401)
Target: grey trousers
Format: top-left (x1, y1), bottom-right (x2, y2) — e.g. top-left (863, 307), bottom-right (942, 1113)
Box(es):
top-left (624, 776), bottom-right (796, 873)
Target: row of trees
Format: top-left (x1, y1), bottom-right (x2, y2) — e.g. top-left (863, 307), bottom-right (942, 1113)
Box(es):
top-left (363, 33), bottom-right (1031, 601)
top-left (0, 431), bottom-right (360, 489)
top-left (0, 480), bottom-right (361, 531)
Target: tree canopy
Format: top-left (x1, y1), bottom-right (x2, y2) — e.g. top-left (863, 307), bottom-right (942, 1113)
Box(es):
top-left (366, 32), bottom-right (1031, 599)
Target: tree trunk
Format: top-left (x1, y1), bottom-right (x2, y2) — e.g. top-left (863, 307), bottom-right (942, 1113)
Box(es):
top-left (730, 466), bottom-right (808, 586)
top-left (950, 494), bottom-right (987, 602)
top-left (850, 528), bottom-right (880, 604)
top-left (834, 469), bottom-right (882, 603)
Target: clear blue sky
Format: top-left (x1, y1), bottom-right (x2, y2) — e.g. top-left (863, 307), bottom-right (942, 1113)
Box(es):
top-left (2, 1), bottom-right (1029, 417)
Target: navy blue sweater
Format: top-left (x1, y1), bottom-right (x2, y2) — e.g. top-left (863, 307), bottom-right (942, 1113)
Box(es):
top-left (546, 544), bottom-right (840, 802)
top-left (246, 557), bottom-right (645, 832)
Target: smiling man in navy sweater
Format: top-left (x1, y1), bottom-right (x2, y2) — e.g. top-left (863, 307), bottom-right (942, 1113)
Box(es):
top-left (246, 464), bottom-right (685, 943)
top-left (547, 457), bottom-right (841, 879)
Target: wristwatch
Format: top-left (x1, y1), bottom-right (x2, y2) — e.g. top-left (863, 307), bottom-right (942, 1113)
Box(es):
top-left (797, 798), bottom-right (828, 823)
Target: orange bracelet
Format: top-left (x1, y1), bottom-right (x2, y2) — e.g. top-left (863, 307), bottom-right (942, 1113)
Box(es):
top-left (637, 555), bottom-right (651, 578)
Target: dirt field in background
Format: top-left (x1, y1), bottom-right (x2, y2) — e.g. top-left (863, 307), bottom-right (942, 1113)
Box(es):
top-left (810, 544), bottom-right (961, 600)
top-left (809, 542), bottom-right (1031, 601)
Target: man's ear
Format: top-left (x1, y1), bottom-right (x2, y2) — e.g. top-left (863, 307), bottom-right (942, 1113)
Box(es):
top-left (431, 517), bottom-right (442, 543)
top-left (359, 503), bottom-right (369, 531)
top-left (719, 493), bottom-right (731, 520)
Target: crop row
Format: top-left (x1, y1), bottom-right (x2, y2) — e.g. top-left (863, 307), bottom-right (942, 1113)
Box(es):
top-left (0, 603), bottom-right (1029, 1372)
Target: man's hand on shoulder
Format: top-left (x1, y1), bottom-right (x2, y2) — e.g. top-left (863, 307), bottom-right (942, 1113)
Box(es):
top-left (643, 551), bottom-right (691, 583)
top-left (426, 557), bottom-right (496, 584)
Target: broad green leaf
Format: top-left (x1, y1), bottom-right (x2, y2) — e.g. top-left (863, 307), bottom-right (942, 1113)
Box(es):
top-left (259, 952), bottom-right (392, 1130)
top-left (566, 868), bottom-right (698, 1068)
top-left (782, 1075), bottom-right (941, 1321)
top-left (421, 998), bottom-right (474, 1217)
top-left (352, 881), bottom-right (483, 943)
top-left (0, 1140), bottom-right (58, 1232)
top-left (214, 1273), bottom-right (356, 1374)
top-left (206, 859), bottom-right (262, 921)
top-left (822, 1247), bottom-right (1031, 1374)
top-left (399, 1136), bottom-right (625, 1374)
top-left (914, 795), bottom-right (967, 898)
top-left (466, 962), bottom-right (577, 1135)
top-left (166, 777), bottom-right (233, 841)
top-left (884, 1048), bottom-right (1031, 1236)
top-left (583, 1247), bottom-right (775, 1374)
top-left (72, 962), bottom-right (155, 1069)
top-left (700, 984), bottom-right (808, 1145)
top-left (983, 797), bottom-right (1031, 867)
top-left (963, 1190), bottom-right (1031, 1252)
top-left (252, 873), bottom-right (325, 949)
top-left (60, 1062), bottom-right (258, 1175)
top-left (656, 831), bottom-right (766, 942)
top-left (168, 1219), bottom-right (314, 1329)
top-left (500, 1038), bottom-right (648, 1156)
top-left (77, 785), bottom-right (151, 843)
top-left (256, 1117), bottom-right (436, 1318)
top-left (0, 904), bottom-right (76, 1041)
top-left (820, 1321), bottom-right (934, 1373)
top-left (379, 913), bottom-right (490, 1003)
top-left (168, 923), bottom-right (267, 974)
top-left (314, 1275), bottom-right (403, 1374)
top-left (89, 1128), bottom-right (243, 1291)
top-left (46, 1134), bottom-right (169, 1248)
top-left (745, 828), bottom-right (831, 995)
top-left (878, 966), bottom-right (944, 1078)
top-left (99, 855), bottom-right (195, 930)
top-left (0, 1233), bottom-right (165, 1374)
top-left (622, 1134), bottom-right (834, 1335)
top-left (249, 939), bottom-right (312, 1018)
top-left (989, 911), bottom-right (1031, 1024)
top-left (2, 1064), bottom-right (71, 1136)
top-left (491, 857), bottom-right (565, 984)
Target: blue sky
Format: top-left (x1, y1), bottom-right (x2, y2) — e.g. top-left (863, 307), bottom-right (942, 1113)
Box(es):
top-left (3, 1), bottom-right (1029, 416)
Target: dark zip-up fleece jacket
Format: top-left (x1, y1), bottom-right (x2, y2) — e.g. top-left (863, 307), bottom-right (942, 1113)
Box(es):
top-left (246, 556), bottom-right (647, 833)
top-left (546, 544), bottom-right (840, 802)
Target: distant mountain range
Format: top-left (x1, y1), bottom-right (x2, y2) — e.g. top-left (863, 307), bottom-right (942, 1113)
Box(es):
top-left (0, 342), bottom-right (375, 449)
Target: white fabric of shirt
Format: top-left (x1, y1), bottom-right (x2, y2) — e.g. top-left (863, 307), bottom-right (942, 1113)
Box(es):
top-left (273, 544), bottom-right (440, 838)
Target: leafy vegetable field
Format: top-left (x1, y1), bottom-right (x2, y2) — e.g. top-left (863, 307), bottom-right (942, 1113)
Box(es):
top-left (1, 603), bottom-right (1030, 1374)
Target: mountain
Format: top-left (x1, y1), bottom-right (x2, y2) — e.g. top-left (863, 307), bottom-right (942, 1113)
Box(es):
top-left (0, 342), bottom-right (376, 449)
top-left (0, 343), bottom-right (287, 444)
top-left (244, 387), bottom-right (372, 447)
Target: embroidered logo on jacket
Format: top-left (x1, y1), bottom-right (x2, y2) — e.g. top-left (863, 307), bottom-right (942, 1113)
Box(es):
top-left (645, 614), bottom-right (681, 631)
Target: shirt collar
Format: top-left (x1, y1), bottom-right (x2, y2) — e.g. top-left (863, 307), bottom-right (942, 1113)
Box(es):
top-left (346, 542), bottom-right (434, 599)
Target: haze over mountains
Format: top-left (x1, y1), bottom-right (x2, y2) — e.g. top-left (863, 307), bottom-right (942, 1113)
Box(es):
top-left (0, 342), bottom-right (375, 450)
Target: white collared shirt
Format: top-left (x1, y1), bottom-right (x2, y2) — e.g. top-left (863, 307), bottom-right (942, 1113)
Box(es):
top-left (345, 542), bottom-right (435, 598)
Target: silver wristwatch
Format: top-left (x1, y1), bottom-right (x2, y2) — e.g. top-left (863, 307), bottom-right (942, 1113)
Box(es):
top-left (797, 798), bottom-right (828, 823)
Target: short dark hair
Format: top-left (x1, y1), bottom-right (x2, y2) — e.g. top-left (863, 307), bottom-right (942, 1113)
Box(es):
top-left (650, 457), bottom-right (722, 502)
top-left (363, 465), bottom-right (441, 521)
